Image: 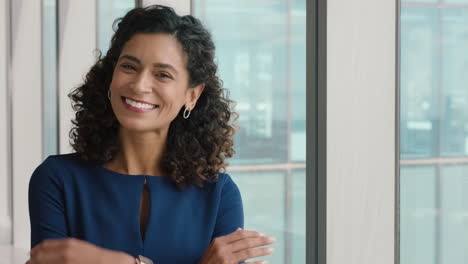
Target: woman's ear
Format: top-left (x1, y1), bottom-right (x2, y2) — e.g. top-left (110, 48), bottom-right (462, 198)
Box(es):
top-left (186, 83), bottom-right (205, 109)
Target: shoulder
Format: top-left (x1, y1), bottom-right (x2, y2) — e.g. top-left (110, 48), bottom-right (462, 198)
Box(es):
top-left (38, 152), bottom-right (86, 171)
top-left (209, 172), bottom-right (242, 198)
top-left (207, 171), bottom-right (235, 187)
top-left (39, 153), bottom-right (91, 169)
top-left (30, 153), bottom-right (85, 183)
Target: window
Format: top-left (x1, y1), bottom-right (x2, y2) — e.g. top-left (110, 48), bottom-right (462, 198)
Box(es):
top-left (98, 0), bottom-right (136, 53)
top-left (193, 0), bottom-right (306, 263)
top-left (400, 1), bottom-right (468, 263)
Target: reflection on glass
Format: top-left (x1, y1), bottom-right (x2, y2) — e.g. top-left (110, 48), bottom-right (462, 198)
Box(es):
top-left (98, 0), bottom-right (135, 54)
top-left (445, 0), bottom-right (468, 4)
top-left (194, 1), bottom-right (306, 263)
top-left (43, 0), bottom-right (58, 158)
top-left (291, 1), bottom-right (306, 163)
top-left (194, 0), bottom-right (289, 165)
top-left (441, 9), bottom-right (468, 157)
top-left (401, 2), bottom-right (468, 264)
top-left (400, 7), bottom-right (439, 159)
top-left (401, 0), bottom-right (468, 160)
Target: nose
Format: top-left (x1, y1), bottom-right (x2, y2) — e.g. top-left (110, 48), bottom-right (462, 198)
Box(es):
top-left (130, 70), bottom-right (153, 94)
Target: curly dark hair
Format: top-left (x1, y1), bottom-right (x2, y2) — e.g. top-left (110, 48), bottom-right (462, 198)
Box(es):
top-left (68, 5), bottom-right (239, 190)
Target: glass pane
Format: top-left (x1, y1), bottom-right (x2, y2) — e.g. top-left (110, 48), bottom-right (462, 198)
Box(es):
top-left (234, 171), bottom-right (286, 263)
top-left (42, 0), bottom-right (58, 158)
top-left (402, 0), bottom-right (438, 3)
top-left (400, 7), bottom-right (439, 159)
top-left (444, 0), bottom-right (468, 4)
top-left (440, 164), bottom-right (468, 263)
top-left (193, 0), bottom-right (289, 165)
top-left (194, 1), bottom-right (306, 263)
top-left (98, 0), bottom-right (135, 54)
top-left (441, 9), bottom-right (468, 157)
top-left (400, 3), bottom-right (468, 264)
top-left (291, 169), bottom-right (305, 263)
top-left (400, 165), bottom-right (437, 264)
top-left (291, 0), bottom-right (306, 163)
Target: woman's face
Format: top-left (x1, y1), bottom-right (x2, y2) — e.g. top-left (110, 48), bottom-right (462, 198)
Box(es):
top-left (109, 33), bottom-right (204, 133)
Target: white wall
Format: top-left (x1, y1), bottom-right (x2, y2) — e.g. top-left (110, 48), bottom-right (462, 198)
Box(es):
top-left (327, 0), bottom-right (396, 263)
top-left (6, 0), bottom-right (98, 250)
top-left (58, 0), bottom-right (97, 155)
top-left (0, 0), bottom-right (11, 245)
top-left (10, 0), bottom-right (43, 249)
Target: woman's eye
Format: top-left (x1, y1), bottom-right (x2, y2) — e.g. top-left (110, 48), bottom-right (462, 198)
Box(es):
top-left (155, 73), bottom-right (171, 79)
top-left (120, 64), bottom-right (135, 71)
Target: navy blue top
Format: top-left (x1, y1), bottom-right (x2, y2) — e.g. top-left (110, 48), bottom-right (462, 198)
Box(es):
top-left (28, 153), bottom-right (244, 264)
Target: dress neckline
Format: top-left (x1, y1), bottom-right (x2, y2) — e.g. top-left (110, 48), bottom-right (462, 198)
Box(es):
top-left (94, 163), bottom-right (169, 180)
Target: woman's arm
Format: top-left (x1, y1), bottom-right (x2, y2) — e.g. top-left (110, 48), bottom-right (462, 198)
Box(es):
top-left (28, 161), bottom-right (68, 248)
top-left (211, 174), bottom-right (244, 239)
top-left (208, 174), bottom-right (247, 264)
top-left (205, 174), bottom-right (275, 264)
top-left (26, 237), bottom-right (136, 264)
top-left (28, 160), bottom-right (135, 264)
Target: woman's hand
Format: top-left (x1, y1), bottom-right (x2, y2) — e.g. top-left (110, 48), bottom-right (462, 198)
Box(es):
top-left (198, 228), bottom-right (275, 264)
top-left (25, 238), bottom-right (135, 264)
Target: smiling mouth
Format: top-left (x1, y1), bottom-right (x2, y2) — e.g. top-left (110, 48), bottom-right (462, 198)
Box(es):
top-left (121, 96), bottom-right (159, 112)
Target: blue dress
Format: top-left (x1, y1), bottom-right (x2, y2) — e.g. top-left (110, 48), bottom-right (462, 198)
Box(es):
top-left (28, 153), bottom-right (245, 264)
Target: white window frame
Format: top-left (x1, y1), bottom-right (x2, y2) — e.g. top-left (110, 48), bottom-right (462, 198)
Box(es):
top-left (325, 0), bottom-right (397, 263)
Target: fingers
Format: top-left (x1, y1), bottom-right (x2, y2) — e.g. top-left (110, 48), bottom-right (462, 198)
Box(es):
top-left (230, 236), bottom-right (276, 253)
top-left (234, 246), bottom-right (274, 261)
top-left (221, 228), bottom-right (265, 244)
top-left (210, 229), bottom-right (275, 263)
top-left (226, 229), bottom-right (275, 263)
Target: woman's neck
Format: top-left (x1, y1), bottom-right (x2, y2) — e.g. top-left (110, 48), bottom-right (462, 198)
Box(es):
top-left (104, 127), bottom-right (168, 176)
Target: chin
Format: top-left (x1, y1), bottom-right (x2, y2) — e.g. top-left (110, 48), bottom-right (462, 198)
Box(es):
top-left (117, 118), bottom-right (168, 134)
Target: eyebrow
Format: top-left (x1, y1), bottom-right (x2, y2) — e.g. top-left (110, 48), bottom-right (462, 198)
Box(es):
top-left (118, 54), bottom-right (178, 74)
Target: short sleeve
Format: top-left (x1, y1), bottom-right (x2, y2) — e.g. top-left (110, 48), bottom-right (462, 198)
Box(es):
top-left (28, 160), bottom-right (68, 249)
top-left (212, 174), bottom-right (245, 264)
top-left (212, 174), bottom-right (244, 239)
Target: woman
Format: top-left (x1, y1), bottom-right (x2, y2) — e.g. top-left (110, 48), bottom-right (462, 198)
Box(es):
top-left (27, 5), bottom-right (275, 264)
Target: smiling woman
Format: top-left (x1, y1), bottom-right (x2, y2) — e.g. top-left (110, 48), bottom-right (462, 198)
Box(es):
top-left (27, 5), bottom-right (275, 264)
top-left (109, 34), bottom-right (199, 131)
top-left (68, 7), bottom-right (233, 189)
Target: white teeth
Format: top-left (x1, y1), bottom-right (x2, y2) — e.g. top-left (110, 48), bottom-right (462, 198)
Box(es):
top-left (125, 97), bottom-right (157, 109)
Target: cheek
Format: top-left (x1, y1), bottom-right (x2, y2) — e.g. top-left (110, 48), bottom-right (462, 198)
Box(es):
top-left (109, 72), bottom-right (125, 90)
top-left (155, 92), bottom-right (185, 122)
top-left (161, 87), bottom-right (186, 107)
